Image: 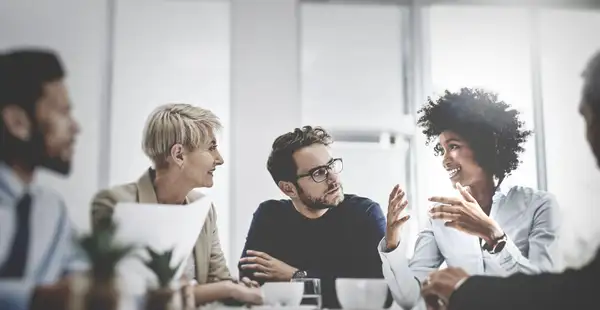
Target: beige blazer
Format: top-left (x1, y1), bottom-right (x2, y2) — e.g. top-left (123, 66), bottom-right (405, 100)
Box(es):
top-left (90, 169), bottom-right (232, 284)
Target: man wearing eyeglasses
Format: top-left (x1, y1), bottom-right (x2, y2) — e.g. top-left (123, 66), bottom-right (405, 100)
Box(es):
top-left (238, 126), bottom-right (390, 309)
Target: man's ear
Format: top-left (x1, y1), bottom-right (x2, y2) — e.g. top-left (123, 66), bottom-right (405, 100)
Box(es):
top-left (1, 105), bottom-right (32, 141)
top-left (278, 181), bottom-right (298, 198)
top-left (170, 143), bottom-right (185, 168)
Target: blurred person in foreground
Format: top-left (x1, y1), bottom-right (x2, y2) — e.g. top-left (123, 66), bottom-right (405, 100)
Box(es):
top-left (420, 51), bottom-right (600, 310)
top-left (0, 48), bottom-right (84, 310)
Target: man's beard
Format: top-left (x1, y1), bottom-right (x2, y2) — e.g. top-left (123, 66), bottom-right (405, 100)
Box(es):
top-left (588, 122), bottom-right (600, 169)
top-left (40, 151), bottom-right (71, 175)
top-left (2, 127), bottom-right (71, 175)
top-left (593, 142), bottom-right (600, 169)
top-left (297, 183), bottom-right (344, 210)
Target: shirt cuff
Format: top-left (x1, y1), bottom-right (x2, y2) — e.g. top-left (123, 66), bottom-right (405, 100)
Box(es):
top-left (377, 237), bottom-right (422, 309)
top-left (378, 237), bottom-right (411, 270)
top-left (378, 237), bottom-right (401, 255)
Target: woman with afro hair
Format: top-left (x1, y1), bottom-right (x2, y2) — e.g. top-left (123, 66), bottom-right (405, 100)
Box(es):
top-left (378, 88), bottom-right (561, 309)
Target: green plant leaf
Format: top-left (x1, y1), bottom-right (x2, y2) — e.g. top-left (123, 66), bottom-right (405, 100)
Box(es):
top-left (142, 247), bottom-right (183, 288)
top-left (78, 218), bottom-right (135, 282)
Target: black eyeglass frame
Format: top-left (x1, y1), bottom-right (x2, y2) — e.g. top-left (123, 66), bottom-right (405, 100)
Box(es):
top-left (296, 158), bottom-right (343, 183)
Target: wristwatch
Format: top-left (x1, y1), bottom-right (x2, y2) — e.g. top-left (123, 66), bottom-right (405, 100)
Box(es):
top-left (292, 270), bottom-right (307, 279)
top-left (481, 233), bottom-right (507, 254)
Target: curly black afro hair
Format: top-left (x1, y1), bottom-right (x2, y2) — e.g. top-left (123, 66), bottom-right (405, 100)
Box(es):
top-left (416, 88), bottom-right (532, 186)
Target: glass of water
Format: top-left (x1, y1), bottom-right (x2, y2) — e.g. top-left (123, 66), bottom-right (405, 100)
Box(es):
top-left (291, 278), bottom-right (322, 309)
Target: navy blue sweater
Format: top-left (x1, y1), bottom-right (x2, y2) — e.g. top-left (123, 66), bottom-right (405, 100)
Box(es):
top-left (239, 194), bottom-right (388, 309)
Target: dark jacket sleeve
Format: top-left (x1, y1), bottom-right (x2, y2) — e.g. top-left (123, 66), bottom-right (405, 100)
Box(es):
top-left (238, 203), bottom-right (272, 282)
top-left (307, 201), bottom-right (392, 309)
top-left (449, 249), bottom-right (600, 310)
top-left (364, 202), bottom-right (394, 308)
top-left (362, 202), bottom-right (387, 277)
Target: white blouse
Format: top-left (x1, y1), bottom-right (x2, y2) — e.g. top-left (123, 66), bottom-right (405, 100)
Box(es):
top-left (379, 186), bottom-right (561, 310)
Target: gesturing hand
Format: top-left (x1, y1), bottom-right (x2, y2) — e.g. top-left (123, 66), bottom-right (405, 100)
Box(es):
top-left (428, 182), bottom-right (503, 244)
top-left (239, 250), bottom-right (298, 281)
top-left (385, 184), bottom-right (410, 251)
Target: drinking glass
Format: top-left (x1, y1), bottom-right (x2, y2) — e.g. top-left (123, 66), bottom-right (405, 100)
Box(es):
top-left (290, 278), bottom-right (322, 309)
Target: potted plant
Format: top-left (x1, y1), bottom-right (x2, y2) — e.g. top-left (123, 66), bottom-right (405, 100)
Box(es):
top-left (79, 217), bottom-right (135, 310)
top-left (143, 247), bottom-right (186, 310)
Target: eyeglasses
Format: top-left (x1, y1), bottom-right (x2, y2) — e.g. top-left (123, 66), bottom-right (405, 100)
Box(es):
top-left (296, 158), bottom-right (343, 183)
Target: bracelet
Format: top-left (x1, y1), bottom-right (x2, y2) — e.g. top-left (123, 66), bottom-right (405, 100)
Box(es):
top-left (454, 277), bottom-right (468, 291)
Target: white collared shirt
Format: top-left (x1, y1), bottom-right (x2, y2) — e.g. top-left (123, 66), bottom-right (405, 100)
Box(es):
top-left (0, 162), bottom-right (86, 310)
top-left (379, 186), bottom-right (561, 310)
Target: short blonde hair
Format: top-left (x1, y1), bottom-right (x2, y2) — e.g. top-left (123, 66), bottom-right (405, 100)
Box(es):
top-left (142, 103), bottom-right (222, 167)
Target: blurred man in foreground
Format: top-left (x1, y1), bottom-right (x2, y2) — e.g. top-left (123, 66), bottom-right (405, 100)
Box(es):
top-left (0, 48), bottom-right (82, 310)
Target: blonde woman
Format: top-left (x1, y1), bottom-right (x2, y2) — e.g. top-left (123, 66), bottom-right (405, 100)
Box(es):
top-left (91, 103), bottom-right (262, 306)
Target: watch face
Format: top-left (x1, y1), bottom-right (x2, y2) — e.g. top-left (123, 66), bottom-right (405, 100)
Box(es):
top-left (493, 240), bottom-right (507, 253)
top-left (481, 234), bottom-right (508, 254)
top-left (294, 270), bottom-right (307, 278)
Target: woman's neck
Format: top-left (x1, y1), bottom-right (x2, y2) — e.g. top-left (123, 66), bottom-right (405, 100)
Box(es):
top-left (466, 178), bottom-right (496, 215)
top-left (152, 168), bottom-right (191, 205)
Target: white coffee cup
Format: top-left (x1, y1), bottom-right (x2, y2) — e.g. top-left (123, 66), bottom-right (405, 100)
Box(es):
top-left (336, 278), bottom-right (388, 309)
top-left (261, 282), bottom-right (304, 306)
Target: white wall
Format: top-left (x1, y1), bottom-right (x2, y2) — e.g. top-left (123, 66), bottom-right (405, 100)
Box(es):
top-left (427, 6), bottom-right (539, 193)
top-left (109, 0), bottom-right (232, 261)
top-left (301, 3), bottom-right (406, 132)
top-left (0, 0), bottom-right (109, 232)
top-left (300, 2), bottom-right (417, 255)
top-left (229, 0), bottom-right (301, 274)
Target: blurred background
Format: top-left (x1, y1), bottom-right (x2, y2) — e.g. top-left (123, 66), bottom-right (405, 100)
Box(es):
top-left (2, 0), bottom-right (600, 276)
